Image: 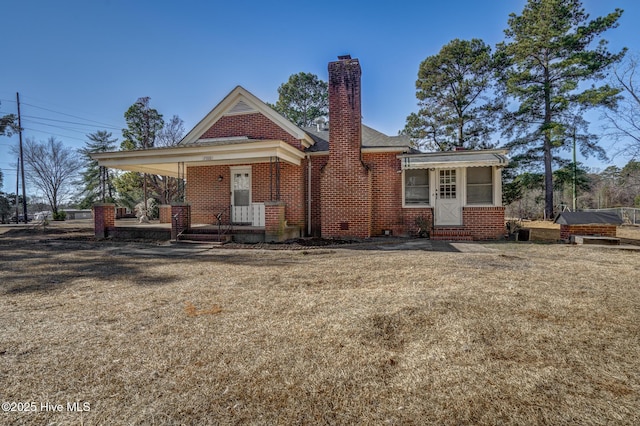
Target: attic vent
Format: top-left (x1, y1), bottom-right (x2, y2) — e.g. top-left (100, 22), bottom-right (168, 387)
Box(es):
top-left (226, 100), bottom-right (256, 115)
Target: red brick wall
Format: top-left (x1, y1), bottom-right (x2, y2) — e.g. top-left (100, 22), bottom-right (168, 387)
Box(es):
top-left (186, 162), bottom-right (305, 226)
top-left (560, 224), bottom-right (617, 240)
top-left (186, 165), bottom-right (230, 224)
top-left (264, 201), bottom-right (286, 235)
top-left (200, 113), bottom-right (304, 150)
top-left (462, 206), bottom-right (505, 240)
top-left (171, 204), bottom-right (191, 240)
top-left (159, 205), bottom-right (171, 223)
top-left (364, 152), bottom-right (404, 235)
top-left (93, 203), bottom-right (115, 239)
top-left (402, 208), bottom-right (434, 237)
top-left (307, 155), bottom-right (328, 237)
top-left (321, 57), bottom-right (372, 238)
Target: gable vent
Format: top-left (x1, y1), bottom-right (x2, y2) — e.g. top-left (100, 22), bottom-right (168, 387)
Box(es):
top-left (225, 100), bottom-right (256, 115)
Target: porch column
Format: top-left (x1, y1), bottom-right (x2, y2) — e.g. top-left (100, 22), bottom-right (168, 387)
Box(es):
top-left (171, 203), bottom-right (191, 240)
top-left (94, 203), bottom-right (115, 239)
top-left (265, 201), bottom-right (286, 242)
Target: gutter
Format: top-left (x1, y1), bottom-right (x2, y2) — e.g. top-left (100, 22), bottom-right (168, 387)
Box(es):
top-left (307, 154), bottom-right (312, 236)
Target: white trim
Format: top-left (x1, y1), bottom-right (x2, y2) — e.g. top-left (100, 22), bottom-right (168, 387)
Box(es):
top-left (362, 147), bottom-right (410, 154)
top-left (180, 86), bottom-right (314, 148)
top-left (402, 169), bottom-right (432, 208)
top-left (399, 149), bottom-right (509, 170)
top-left (230, 165), bottom-right (252, 206)
top-left (91, 140), bottom-right (306, 177)
top-left (434, 168), bottom-right (463, 226)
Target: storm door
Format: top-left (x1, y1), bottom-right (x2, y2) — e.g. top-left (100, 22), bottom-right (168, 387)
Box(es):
top-left (434, 169), bottom-right (462, 226)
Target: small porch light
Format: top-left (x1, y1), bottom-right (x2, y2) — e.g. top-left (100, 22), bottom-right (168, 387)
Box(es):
top-left (217, 175), bottom-right (224, 182)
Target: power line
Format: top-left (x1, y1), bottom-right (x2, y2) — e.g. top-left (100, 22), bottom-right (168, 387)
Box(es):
top-left (21, 115), bottom-right (121, 131)
top-left (20, 101), bottom-right (121, 129)
top-left (2, 96), bottom-right (122, 129)
top-left (24, 119), bottom-right (100, 135)
top-left (20, 127), bottom-right (88, 143)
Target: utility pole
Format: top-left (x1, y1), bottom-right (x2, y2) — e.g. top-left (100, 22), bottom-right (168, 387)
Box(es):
top-left (15, 156), bottom-right (19, 221)
top-left (572, 126), bottom-right (577, 211)
top-left (16, 92), bottom-right (27, 222)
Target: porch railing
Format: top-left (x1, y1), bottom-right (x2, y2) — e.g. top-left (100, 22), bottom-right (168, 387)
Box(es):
top-left (232, 203), bottom-right (265, 226)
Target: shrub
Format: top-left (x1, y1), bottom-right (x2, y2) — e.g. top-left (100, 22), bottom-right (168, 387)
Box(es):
top-left (52, 211), bottom-right (66, 221)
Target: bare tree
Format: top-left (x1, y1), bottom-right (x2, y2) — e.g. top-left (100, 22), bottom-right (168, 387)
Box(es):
top-left (16, 137), bottom-right (82, 216)
top-left (148, 115), bottom-right (185, 204)
top-left (604, 55), bottom-right (640, 158)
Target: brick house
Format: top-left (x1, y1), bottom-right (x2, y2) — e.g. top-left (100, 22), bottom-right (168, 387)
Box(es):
top-left (93, 55), bottom-right (509, 241)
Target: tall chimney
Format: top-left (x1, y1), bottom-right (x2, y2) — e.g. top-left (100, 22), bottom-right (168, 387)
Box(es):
top-left (328, 55), bottom-right (362, 165)
top-left (320, 55), bottom-right (371, 238)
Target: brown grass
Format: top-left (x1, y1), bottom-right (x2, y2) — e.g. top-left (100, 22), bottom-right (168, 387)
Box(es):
top-left (1, 227), bottom-right (639, 424)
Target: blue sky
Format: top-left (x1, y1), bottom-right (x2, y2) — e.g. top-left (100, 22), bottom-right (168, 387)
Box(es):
top-left (1, 0), bottom-right (638, 195)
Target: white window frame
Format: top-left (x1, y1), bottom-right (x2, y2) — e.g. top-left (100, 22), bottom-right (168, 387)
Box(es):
top-left (402, 169), bottom-right (432, 208)
top-left (464, 166), bottom-right (500, 206)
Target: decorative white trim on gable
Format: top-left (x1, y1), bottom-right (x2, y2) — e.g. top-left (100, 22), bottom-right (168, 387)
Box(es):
top-left (180, 86), bottom-right (314, 148)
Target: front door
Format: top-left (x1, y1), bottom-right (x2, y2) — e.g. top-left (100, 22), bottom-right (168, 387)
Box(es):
top-left (231, 166), bottom-right (251, 224)
top-left (435, 169), bottom-right (463, 226)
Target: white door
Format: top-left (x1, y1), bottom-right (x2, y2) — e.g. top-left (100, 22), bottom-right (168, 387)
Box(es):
top-left (435, 169), bottom-right (462, 226)
top-left (231, 167), bottom-right (251, 224)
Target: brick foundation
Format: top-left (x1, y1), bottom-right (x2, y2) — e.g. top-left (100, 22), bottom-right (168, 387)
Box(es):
top-left (560, 224), bottom-right (617, 241)
top-left (462, 206), bottom-right (505, 240)
top-left (93, 203), bottom-right (115, 239)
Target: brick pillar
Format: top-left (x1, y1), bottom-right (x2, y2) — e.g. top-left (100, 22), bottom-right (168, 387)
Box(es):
top-left (94, 203), bottom-right (115, 239)
top-left (171, 203), bottom-right (191, 240)
top-left (265, 201), bottom-right (286, 242)
top-left (159, 205), bottom-right (172, 224)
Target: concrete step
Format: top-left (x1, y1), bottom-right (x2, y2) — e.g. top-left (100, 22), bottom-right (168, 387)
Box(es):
top-left (177, 233), bottom-right (232, 244)
top-left (572, 235), bottom-right (620, 245)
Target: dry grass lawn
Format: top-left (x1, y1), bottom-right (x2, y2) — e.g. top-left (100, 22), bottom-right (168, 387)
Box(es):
top-left (1, 227), bottom-right (639, 425)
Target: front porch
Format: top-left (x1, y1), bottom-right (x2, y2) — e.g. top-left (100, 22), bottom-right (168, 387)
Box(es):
top-left (94, 203), bottom-right (302, 244)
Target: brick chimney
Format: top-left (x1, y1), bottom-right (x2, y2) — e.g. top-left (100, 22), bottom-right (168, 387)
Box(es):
top-left (320, 55), bottom-right (372, 238)
top-left (328, 55), bottom-right (362, 164)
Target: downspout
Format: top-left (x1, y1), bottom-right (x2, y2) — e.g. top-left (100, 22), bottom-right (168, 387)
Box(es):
top-left (307, 154), bottom-right (312, 236)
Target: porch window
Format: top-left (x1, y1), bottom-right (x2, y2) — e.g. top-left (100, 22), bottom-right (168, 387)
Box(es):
top-left (404, 169), bottom-right (430, 205)
top-left (466, 166), bottom-right (493, 204)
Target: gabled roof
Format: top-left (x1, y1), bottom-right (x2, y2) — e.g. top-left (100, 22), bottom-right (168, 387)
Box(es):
top-left (180, 86), bottom-right (315, 148)
top-left (303, 124), bottom-right (412, 153)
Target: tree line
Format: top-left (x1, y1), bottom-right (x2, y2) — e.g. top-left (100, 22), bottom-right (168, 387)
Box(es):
top-left (1, 0), bottom-right (639, 222)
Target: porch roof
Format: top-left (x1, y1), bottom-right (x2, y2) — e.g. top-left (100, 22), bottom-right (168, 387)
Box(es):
top-left (91, 139), bottom-right (306, 177)
top-left (398, 149), bottom-right (509, 170)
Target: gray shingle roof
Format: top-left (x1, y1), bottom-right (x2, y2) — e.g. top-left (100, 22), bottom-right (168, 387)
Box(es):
top-left (554, 211), bottom-right (623, 225)
top-left (303, 124), bottom-right (412, 153)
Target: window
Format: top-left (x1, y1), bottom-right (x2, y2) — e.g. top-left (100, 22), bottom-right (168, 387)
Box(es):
top-left (439, 169), bottom-right (457, 199)
top-left (405, 169), bottom-right (430, 205)
top-left (466, 167), bottom-right (493, 204)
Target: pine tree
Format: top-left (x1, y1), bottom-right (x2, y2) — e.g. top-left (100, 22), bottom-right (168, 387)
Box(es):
top-left (403, 39), bottom-right (501, 151)
top-left (78, 130), bottom-right (118, 208)
top-left (498, 0), bottom-right (625, 219)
